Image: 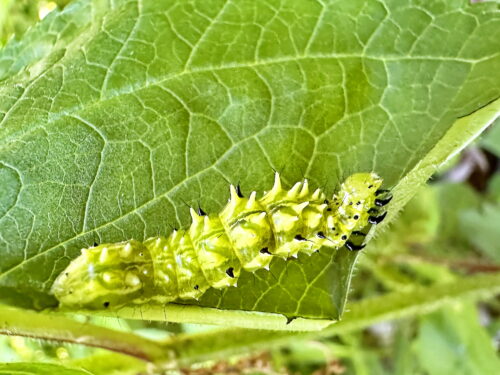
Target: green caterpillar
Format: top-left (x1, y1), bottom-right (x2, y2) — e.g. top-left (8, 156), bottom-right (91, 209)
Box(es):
top-left (51, 172), bottom-right (391, 310)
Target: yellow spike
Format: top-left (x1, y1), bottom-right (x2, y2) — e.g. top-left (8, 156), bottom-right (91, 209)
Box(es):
top-left (327, 216), bottom-right (335, 228)
top-left (295, 201), bottom-right (309, 213)
top-left (288, 181), bottom-right (302, 197)
top-left (99, 247), bottom-right (109, 263)
top-left (203, 215), bottom-right (211, 231)
top-left (254, 211), bottom-right (267, 224)
top-left (121, 242), bottom-right (133, 258)
top-left (271, 172), bottom-right (282, 193)
top-left (229, 185), bottom-right (241, 202)
top-left (246, 191), bottom-right (257, 208)
top-left (171, 230), bottom-right (179, 241)
top-left (300, 179), bottom-right (309, 196)
top-left (125, 272), bottom-right (141, 287)
top-left (312, 188), bottom-right (322, 200)
top-left (102, 272), bottom-right (113, 283)
top-left (189, 207), bottom-right (202, 224)
top-left (318, 203), bottom-right (327, 212)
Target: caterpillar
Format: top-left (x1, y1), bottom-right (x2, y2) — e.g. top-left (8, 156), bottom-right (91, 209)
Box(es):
top-left (51, 172), bottom-right (391, 310)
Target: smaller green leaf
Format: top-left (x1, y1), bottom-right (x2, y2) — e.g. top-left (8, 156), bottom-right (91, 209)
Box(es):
top-left (67, 353), bottom-right (146, 375)
top-left (481, 118), bottom-right (500, 157)
top-left (414, 303), bottom-right (500, 375)
top-left (487, 174), bottom-right (500, 202)
top-left (0, 305), bottom-right (167, 362)
top-left (460, 203), bottom-right (500, 262)
top-left (433, 183), bottom-right (481, 256)
top-left (0, 362), bottom-right (93, 375)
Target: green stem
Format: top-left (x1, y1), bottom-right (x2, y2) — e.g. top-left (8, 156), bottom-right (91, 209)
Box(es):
top-left (0, 306), bottom-right (167, 362)
top-left (160, 272), bottom-right (500, 365)
top-left (1, 272), bottom-right (499, 365)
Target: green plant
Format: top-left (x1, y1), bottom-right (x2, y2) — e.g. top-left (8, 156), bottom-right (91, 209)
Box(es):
top-left (1, 0), bottom-right (499, 373)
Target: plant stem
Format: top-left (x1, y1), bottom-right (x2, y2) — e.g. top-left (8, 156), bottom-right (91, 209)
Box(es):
top-left (1, 272), bottom-right (499, 365)
top-left (159, 272), bottom-right (500, 365)
top-left (0, 306), bottom-right (168, 362)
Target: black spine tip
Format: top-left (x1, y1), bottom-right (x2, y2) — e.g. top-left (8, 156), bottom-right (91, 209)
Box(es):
top-left (286, 316), bottom-right (297, 325)
top-left (375, 196), bottom-right (393, 207)
top-left (352, 231), bottom-right (366, 237)
top-left (345, 241), bottom-right (366, 251)
top-left (294, 234), bottom-right (307, 241)
top-left (226, 267), bottom-right (235, 278)
top-left (93, 242), bottom-right (98, 247)
top-left (197, 207), bottom-right (207, 216)
top-left (375, 189), bottom-right (390, 196)
top-left (236, 184), bottom-right (244, 198)
top-left (368, 212), bottom-right (387, 224)
top-left (194, 285), bottom-right (199, 290)
top-left (260, 247), bottom-right (271, 255)
top-left (103, 301), bottom-right (110, 308)
top-left (317, 231), bottom-right (326, 239)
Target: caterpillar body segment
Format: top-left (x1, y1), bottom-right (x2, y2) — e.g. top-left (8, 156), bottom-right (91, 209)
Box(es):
top-left (188, 212), bottom-right (241, 289)
top-left (51, 172), bottom-right (391, 310)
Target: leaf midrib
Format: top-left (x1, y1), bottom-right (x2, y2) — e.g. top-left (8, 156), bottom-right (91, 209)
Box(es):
top-left (0, 51), bottom-right (489, 146)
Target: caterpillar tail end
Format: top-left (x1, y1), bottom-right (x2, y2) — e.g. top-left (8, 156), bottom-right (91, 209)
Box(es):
top-left (51, 241), bottom-right (154, 310)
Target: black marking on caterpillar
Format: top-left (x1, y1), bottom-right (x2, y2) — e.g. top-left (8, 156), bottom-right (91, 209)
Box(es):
top-left (375, 196), bottom-right (393, 207)
top-left (51, 172), bottom-right (391, 310)
top-left (368, 212), bottom-right (387, 224)
top-left (345, 241), bottom-right (366, 251)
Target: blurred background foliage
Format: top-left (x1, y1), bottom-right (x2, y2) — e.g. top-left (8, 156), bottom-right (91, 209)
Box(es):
top-left (0, 0), bottom-right (71, 46)
top-left (0, 2), bottom-right (499, 374)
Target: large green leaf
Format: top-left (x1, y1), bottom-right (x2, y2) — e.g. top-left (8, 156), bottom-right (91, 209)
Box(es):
top-left (415, 303), bottom-right (500, 375)
top-left (0, 0), bottom-right (499, 325)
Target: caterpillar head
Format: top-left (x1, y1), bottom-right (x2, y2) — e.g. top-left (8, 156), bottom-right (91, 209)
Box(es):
top-left (51, 240), bottom-right (154, 310)
top-left (323, 173), bottom-right (384, 242)
top-left (340, 172), bottom-right (383, 198)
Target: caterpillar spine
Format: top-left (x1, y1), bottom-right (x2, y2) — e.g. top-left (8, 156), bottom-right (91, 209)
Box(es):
top-left (51, 172), bottom-right (391, 310)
